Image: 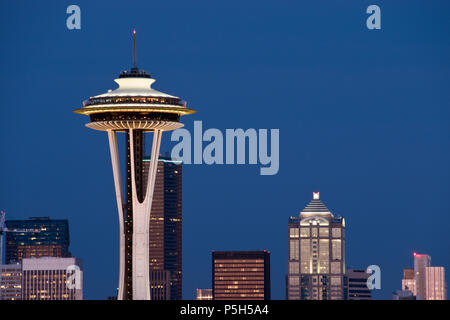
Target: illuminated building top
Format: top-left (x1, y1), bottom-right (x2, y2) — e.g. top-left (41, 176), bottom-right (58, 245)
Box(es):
top-left (300, 192), bottom-right (334, 219)
top-left (73, 30), bottom-right (195, 130)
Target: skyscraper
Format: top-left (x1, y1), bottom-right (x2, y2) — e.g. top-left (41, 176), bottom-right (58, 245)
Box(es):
top-left (212, 251), bottom-right (271, 300)
top-left (414, 253), bottom-right (431, 299)
top-left (21, 257), bottom-right (83, 300)
top-left (287, 192), bottom-right (346, 300)
top-left (0, 263), bottom-right (22, 300)
top-left (145, 156), bottom-right (183, 300)
top-left (425, 266), bottom-right (446, 300)
top-left (74, 31), bottom-right (195, 300)
top-left (5, 217), bottom-right (70, 264)
top-left (397, 252), bottom-right (447, 300)
top-left (345, 269), bottom-right (371, 300)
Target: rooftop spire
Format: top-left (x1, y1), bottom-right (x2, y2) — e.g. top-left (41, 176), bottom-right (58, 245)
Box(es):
top-left (132, 29), bottom-right (137, 70)
top-left (119, 30), bottom-right (150, 78)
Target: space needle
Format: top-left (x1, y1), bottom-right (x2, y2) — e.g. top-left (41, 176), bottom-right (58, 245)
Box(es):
top-left (74, 31), bottom-right (195, 300)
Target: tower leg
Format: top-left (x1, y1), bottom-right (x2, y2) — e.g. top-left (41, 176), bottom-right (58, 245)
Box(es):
top-left (130, 129), bottom-right (163, 300)
top-left (107, 130), bottom-right (126, 300)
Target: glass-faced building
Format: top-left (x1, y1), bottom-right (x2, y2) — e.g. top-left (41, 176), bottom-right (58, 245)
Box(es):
top-left (287, 192), bottom-right (345, 300)
top-left (0, 263), bottom-right (22, 300)
top-left (144, 156), bottom-right (182, 300)
top-left (212, 251), bottom-right (271, 300)
top-left (399, 253), bottom-right (447, 300)
top-left (425, 266), bottom-right (447, 300)
top-left (5, 218), bottom-right (70, 264)
top-left (413, 253), bottom-right (431, 299)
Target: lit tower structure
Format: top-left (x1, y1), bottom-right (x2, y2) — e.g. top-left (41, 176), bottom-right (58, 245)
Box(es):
top-left (73, 31), bottom-right (195, 300)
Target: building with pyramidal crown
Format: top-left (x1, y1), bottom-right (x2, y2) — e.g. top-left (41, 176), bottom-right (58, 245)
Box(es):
top-left (286, 192), bottom-right (346, 300)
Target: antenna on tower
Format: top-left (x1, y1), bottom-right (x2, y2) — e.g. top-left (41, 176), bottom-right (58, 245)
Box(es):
top-left (132, 29), bottom-right (137, 70)
top-left (119, 29), bottom-right (150, 78)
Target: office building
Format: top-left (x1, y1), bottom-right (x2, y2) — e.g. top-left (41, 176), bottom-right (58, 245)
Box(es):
top-left (414, 253), bottom-right (431, 299)
top-left (425, 266), bottom-right (446, 300)
top-left (0, 263), bottom-right (22, 300)
top-left (212, 251), bottom-right (270, 300)
top-left (74, 31), bottom-right (195, 300)
top-left (196, 289), bottom-right (213, 300)
top-left (145, 156), bottom-right (183, 300)
top-left (345, 269), bottom-right (371, 300)
top-left (401, 268), bottom-right (416, 294)
top-left (287, 192), bottom-right (346, 300)
top-left (397, 252), bottom-right (447, 300)
top-left (22, 257), bottom-right (83, 300)
top-left (5, 217), bottom-right (70, 264)
top-left (149, 270), bottom-right (171, 300)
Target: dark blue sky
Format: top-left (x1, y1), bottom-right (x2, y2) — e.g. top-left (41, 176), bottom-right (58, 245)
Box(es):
top-left (1, 0), bottom-right (449, 300)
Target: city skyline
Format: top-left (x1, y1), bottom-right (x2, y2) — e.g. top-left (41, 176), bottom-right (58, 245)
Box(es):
top-left (1, 0), bottom-right (449, 300)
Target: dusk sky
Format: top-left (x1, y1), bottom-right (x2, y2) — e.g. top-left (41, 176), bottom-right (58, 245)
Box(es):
top-left (1, 0), bottom-right (449, 300)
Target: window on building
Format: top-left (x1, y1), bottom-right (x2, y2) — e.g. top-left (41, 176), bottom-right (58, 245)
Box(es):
top-left (331, 262), bottom-right (341, 274)
top-left (289, 228), bottom-right (299, 238)
top-left (300, 239), bottom-right (311, 273)
top-left (290, 239), bottom-right (299, 260)
top-left (319, 228), bottom-right (329, 237)
top-left (332, 228), bottom-right (341, 238)
top-left (319, 239), bottom-right (329, 274)
top-left (332, 239), bottom-right (341, 260)
top-left (289, 262), bottom-right (299, 274)
top-left (300, 228), bottom-right (310, 238)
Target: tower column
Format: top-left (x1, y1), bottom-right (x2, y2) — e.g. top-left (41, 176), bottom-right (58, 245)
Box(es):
top-left (107, 130), bottom-right (126, 300)
top-left (129, 129), bottom-right (162, 300)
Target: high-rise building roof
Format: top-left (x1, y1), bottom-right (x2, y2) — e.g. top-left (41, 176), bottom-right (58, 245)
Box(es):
top-left (5, 218), bottom-right (71, 264)
top-left (300, 192), bottom-right (334, 218)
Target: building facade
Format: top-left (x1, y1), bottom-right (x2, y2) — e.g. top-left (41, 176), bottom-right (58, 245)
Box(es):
top-left (149, 270), bottom-right (171, 300)
top-left (345, 269), bottom-right (371, 300)
top-left (401, 268), bottom-right (416, 294)
top-left (287, 192), bottom-right (345, 300)
top-left (398, 253), bottom-right (447, 300)
top-left (212, 251), bottom-right (270, 300)
top-left (413, 253), bottom-right (431, 299)
top-left (425, 266), bottom-right (446, 300)
top-left (21, 257), bottom-right (83, 300)
top-left (0, 263), bottom-right (22, 300)
top-left (5, 217), bottom-right (70, 264)
top-left (145, 156), bottom-right (183, 300)
top-left (196, 289), bottom-right (213, 300)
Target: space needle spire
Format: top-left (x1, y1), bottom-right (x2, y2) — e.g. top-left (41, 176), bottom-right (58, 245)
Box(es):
top-left (132, 29), bottom-right (137, 71)
top-left (74, 32), bottom-right (195, 300)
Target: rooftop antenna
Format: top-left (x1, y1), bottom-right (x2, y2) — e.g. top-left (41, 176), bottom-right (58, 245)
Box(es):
top-left (132, 29), bottom-right (138, 71)
top-left (119, 29), bottom-right (150, 78)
